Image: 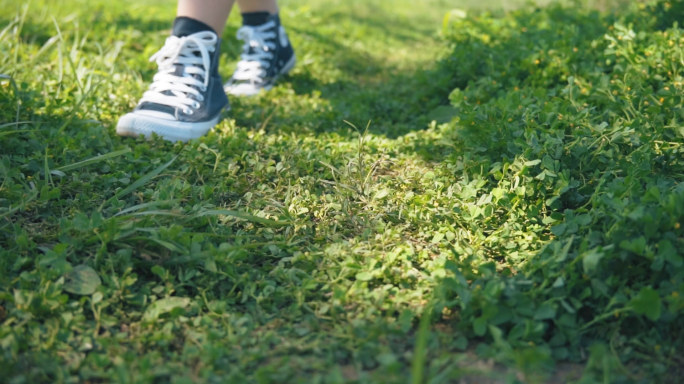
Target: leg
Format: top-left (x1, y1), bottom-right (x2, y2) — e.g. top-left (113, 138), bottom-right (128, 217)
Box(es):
top-left (177, 0), bottom-right (236, 35)
top-left (236, 0), bottom-right (278, 14)
top-left (225, 0), bottom-right (296, 96)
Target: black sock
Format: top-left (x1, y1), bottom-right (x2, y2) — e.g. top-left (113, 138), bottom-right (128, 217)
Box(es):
top-left (241, 12), bottom-right (272, 26)
top-left (172, 16), bottom-right (216, 37)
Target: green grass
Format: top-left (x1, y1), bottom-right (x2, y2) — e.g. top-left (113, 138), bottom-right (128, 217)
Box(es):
top-left (1, 0), bottom-right (683, 383)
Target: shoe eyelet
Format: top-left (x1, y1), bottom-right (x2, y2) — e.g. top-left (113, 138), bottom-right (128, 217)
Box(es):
top-left (193, 101), bottom-right (201, 109)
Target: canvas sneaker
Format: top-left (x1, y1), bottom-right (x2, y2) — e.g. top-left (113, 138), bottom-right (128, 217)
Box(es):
top-left (224, 14), bottom-right (296, 96)
top-left (117, 20), bottom-right (229, 142)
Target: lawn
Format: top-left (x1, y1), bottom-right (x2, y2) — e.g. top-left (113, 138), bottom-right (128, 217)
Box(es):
top-left (1, 0), bottom-right (683, 383)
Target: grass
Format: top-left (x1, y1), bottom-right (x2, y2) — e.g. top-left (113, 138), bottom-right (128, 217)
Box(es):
top-left (1, 0), bottom-right (683, 383)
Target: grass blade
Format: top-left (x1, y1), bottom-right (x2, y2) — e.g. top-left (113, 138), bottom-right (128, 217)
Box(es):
top-left (100, 155), bottom-right (177, 210)
top-left (411, 305), bottom-right (432, 384)
top-left (56, 148), bottom-right (132, 172)
top-left (0, 190), bottom-right (38, 220)
top-left (0, 121), bottom-right (33, 129)
top-left (196, 209), bottom-right (290, 227)
top-left (0, 74), bottom-right (21, 123)
top-left (112, 200), bottom-right (180, 217)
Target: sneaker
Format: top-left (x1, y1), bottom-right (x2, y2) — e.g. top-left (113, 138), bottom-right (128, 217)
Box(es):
top-left (117, 18), bottom-right (229, 142)
top-left (224, 14), bottom-right (296, 96)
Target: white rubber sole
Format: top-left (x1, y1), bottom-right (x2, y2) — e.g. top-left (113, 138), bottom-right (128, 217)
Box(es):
top-left (225, 54), bottom-right (297, 96)
top-left (116, 112), bottom-right (221, 142)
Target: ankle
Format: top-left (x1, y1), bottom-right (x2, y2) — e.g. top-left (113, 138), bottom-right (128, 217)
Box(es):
top-left (172, 16), bottom-right (218, 37)
top-left (241, 11), bottom-right (275, 26)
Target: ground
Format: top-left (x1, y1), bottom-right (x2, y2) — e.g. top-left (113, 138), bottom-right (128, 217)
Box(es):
top-left (1, 0), bottom-right (682, 383)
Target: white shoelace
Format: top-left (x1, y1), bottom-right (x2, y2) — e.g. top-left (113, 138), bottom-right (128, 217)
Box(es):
top-left (139, 31), bottom-right (217, 115)
top-left (231, 21), bottom-right (277, 84)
